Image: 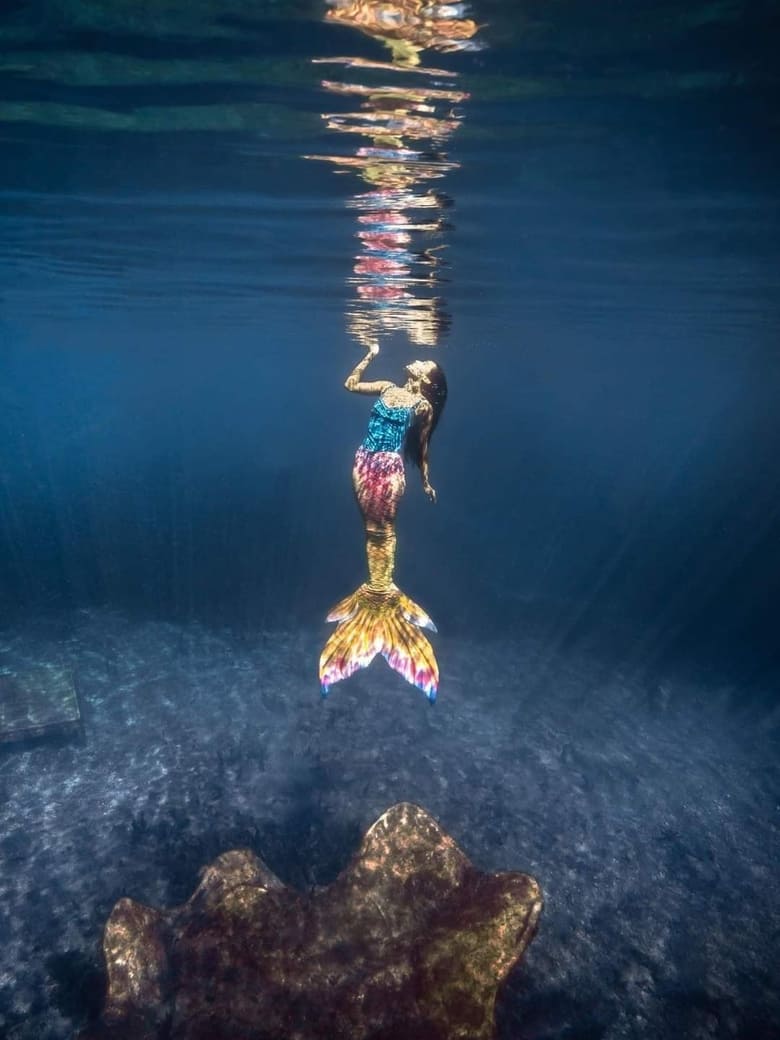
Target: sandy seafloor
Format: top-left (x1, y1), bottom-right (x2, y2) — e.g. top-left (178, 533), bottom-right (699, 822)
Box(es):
top-left (0, 608), bottom-right (777, 1040)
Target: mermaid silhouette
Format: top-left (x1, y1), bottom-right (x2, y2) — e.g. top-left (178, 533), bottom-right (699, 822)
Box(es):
top-left (319, 344), bottom-right (447, 701)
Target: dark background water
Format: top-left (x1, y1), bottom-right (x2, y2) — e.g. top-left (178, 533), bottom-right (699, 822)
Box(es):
top-left (2, 0), bottom-right (779, 694)
top-left (1, 2), bottom-right (779, 1037)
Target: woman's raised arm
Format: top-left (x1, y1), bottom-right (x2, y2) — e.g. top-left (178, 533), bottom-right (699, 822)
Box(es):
top-left (344, 344), bottom-right (393, 395)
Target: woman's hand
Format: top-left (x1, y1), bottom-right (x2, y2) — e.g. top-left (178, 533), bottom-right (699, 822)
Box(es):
top-left (423, 481), bottom-right (437, 504)
top-left (345, 343), bottom-right (386, 392)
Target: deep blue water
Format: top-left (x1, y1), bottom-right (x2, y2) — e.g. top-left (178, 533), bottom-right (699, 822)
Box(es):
top-left (1, 1), bottom-right (779, 1037)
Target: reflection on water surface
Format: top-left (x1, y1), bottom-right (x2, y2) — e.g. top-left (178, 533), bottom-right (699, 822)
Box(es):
top-left (306, 0), bottom-right (484, 349)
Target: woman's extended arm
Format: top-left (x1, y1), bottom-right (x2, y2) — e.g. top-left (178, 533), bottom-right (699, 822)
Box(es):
top-left (417, 402), bottom-right (436, 502)
top-left (344, 344), bottom-right (393, 395)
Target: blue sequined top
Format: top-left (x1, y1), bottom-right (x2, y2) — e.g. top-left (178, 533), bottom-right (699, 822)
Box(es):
top-left (362, 397), bottom-right (415, 453)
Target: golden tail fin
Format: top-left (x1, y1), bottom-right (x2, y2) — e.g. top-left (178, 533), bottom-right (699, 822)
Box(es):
top-left (319, 583), bottom-right (439, 701)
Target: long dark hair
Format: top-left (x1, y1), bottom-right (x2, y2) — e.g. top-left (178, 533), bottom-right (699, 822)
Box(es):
top-left (405, 363), bottom-right (448, 469)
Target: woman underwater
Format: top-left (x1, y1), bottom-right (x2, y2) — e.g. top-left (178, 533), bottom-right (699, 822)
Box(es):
top-left (319, 344), bottom-right (447, 701)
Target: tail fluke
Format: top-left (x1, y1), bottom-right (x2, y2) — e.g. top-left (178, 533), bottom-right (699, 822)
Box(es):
top-left (320, 584), bottom-right (439, 701)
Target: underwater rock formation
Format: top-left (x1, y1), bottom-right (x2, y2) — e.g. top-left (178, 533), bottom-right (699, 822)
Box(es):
top-left (81, 802), bottom-right (542, 1040)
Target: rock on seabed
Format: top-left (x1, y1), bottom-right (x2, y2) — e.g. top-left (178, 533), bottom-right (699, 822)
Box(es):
top-left (81, 802), bottom-right (543, 1040)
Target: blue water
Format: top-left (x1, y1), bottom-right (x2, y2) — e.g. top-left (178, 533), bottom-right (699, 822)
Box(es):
top-left (1, 1), bottom-right (779, 1037)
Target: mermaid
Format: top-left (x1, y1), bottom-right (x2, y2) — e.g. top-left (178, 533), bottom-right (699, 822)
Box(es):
top-left (319, 344), bottom-right (447, 701)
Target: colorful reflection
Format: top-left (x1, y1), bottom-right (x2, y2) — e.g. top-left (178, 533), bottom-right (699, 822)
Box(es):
top-left (306, 0), bottom-right (482, 349)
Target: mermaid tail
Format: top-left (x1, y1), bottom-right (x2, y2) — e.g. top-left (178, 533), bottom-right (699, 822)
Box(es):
top-left (319, 446), bottom-right (439, 700)
top-left (319, 583), bottom-right (439, 701)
